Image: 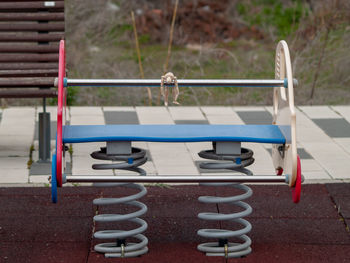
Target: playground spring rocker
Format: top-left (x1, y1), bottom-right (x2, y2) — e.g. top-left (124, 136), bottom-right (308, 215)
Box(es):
top-left (51, 40), bottom-right (302, 259)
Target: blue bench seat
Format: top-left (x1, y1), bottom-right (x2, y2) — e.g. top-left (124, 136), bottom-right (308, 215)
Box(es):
top-left (63, 124), bottom-right (287, 144)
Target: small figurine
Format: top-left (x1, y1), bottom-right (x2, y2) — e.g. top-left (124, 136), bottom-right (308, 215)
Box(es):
top-left (160, 72), bottom-right (179, 106)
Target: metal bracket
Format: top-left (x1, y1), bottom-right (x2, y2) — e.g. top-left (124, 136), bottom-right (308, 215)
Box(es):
top-left (214, 141), bottom-right (241, 155)
top-left (106, 141), bottom-right (132, 155)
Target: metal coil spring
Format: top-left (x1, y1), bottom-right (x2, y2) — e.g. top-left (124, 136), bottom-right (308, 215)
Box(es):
top-left (197, 147), bottom-right (254, 258)
top-left (91, 147), bottom-right (148, 258)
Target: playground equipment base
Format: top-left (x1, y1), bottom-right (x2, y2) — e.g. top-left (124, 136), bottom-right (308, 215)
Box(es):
top-left (1, 184), bottom-right (349, 263)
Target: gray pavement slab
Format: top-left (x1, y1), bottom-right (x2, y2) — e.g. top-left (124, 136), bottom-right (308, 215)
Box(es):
top-left (175, 119), bottom-right (209, 124)
top-left (313, 118), bottom-right (350, 138)
top-left (104, 110), bottom-right (139, 124)
top-left (236, 111), bottom-right (272, 125)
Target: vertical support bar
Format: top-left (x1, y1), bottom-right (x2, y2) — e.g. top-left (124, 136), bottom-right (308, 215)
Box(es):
top-left (38, 111), bottom-right (50, 162)
top-left (43, 97), bottom-right (46, 113)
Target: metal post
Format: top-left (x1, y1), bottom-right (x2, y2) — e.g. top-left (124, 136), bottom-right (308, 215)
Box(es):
top-left (38, 97), bottom-right (50, 162)
top-left (65, 175), bottom-right (287, 184)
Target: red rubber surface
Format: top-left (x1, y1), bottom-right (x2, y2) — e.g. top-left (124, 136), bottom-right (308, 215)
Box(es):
top-left (292, 155), bottom-right (302, 203)
top-left (56, 39), bottom-right (65, 187)
top-left (1, 184), bottom-right (349, 262)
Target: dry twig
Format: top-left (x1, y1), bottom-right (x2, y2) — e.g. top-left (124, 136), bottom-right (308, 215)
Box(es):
top-left (131, 11), bottom-right (152, 106)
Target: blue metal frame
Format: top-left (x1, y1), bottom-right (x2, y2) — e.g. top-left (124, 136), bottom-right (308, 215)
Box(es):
top-left (51, 153), bottom-right (57, 203)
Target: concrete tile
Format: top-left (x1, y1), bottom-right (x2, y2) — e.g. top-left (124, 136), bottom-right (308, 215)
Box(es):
top-left (298, 106), bottom-right (341, 119)
top-left (313, 118), bottom-right (350, 138)
top-left (185, 142), bottom-right (212, 161)
top-left (301, 142), bottom-right (350, 179)
top-left (296, 148), bottom-right (313, 159)
top-left (168, 107), bottom-right (206, 120)
top-left (206, 111), bottom-right (244, 125)
top-left (298, 159), bottom-right (324, 172)
top-left (148, 142), bottom-right (189, 156)
top-left (265, 106), bottom-right (273, 115)
top-left (102, 106), bottom-right (135, 111)
top-left (70, 107), bottom-right (104, 125)
top-left (201, 106), bottom-right (234, 115)
top-left (69, 107), bottom-right (103, 116)
top-left (0, 107), bottom-right (34, 117)
top-left (295, 108), bottom-right (331, 143)
top-left (72, 156), bottom-right (114, 175)
top-left (332, 106), bottom-right (350, 123)
top-left (0, 108), bottom-right (35, 136)
top-left (72, 142), bottom-right (105, 156)
top-left (303, 170), bottom-right (332, 180)
top-left (140, 160), bottom-right (157, 175)
top-left (155, 163), bottom-right (199, 175)
top-left (0, 157), bottom-right (29, 183)
top-left (205, 115), bottom-right (237, 124)
top-left (29, 175), bottom-right (50, 184)
top-left (133, 141), bottom-right (149, 150)
top-left (236, 111), bottom-right (272, 125)
top-left (0, 157), bottom-right (28, 169)
top-left (243, 142), bottom-right (275, 175)
top-left (334, 138), bottom-right (350, 155)
top-left (104, 111), bottom-right (139, 124)
top-left (233, 106), bottom-right (266, 111)
top-left (70, 116), bottom-right (104, 125)
top-left (136, 107), bottom-right (173, 124)
top-left (0, 169), bottom-right (28, 183)
top-left (148, 142), bottom-right (198, 175)
top-left (0, 135), bottom-right (32, 157)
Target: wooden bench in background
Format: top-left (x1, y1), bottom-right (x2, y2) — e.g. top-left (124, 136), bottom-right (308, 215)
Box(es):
top-left (0, 0), bottom-right (64, 163)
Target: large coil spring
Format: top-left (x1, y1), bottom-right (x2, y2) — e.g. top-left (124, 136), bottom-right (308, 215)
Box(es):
top-left (91, 147), bottom-right (148, 258)
top-left (197, 146), bottom-right (254, 258)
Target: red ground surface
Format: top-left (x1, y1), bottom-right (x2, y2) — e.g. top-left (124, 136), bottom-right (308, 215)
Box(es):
top-left (0, 184), bottom-right (349, 263)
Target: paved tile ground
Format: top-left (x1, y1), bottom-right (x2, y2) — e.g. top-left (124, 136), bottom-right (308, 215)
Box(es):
top-left (0, 106), bottom-right (350, 184)
top-left (0, 106), bottom-right (350, 262)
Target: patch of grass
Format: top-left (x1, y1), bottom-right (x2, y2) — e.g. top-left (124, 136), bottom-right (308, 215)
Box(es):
top-left (139, 34), bottom-right (151, 45)
top-left (250, 90), bottom-right (263, 102)
top-left (27, 144), bottom-right (35, 169)
top-left (108, 24), bottom-right (133, 39)
top-left (239, 0), bottom-right (308, 39)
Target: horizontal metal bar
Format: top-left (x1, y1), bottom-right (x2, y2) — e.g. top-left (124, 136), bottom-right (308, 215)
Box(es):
top-left (65, 175), bottom-right (287, 184)
top-left (65, 78), bottom-right (296, 88)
